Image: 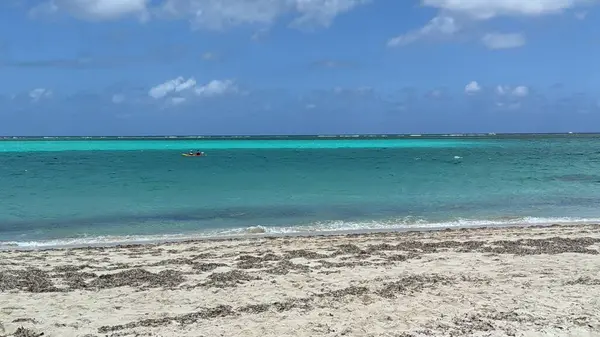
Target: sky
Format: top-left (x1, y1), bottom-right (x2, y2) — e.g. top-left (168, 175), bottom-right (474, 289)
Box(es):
top-left (0, 0), bottom-right (599, 136)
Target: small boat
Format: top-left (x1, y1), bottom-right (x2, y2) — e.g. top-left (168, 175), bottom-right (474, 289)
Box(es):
top-left (182, 151), bottom-right (205, 157)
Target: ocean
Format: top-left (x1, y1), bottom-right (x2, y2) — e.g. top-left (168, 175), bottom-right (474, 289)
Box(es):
top-left (2, 134), bottom-right (600, 248)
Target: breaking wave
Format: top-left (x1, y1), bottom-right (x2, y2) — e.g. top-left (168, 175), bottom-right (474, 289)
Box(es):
top-left (1, 216), bottom-right (598, 250)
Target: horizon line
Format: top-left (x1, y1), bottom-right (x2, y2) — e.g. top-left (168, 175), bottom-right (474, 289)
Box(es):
top-left (0, 131), bottom-right (594, 139)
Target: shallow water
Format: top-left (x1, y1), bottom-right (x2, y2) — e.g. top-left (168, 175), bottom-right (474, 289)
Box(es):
top-left (1, 135), bottom-right (600, 247)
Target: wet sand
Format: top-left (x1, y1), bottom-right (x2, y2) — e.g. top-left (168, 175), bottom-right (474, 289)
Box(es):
top-left (1, 224), bottom-right (600, 337)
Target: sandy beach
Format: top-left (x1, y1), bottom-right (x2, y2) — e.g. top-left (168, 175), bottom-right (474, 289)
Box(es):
top-left (1, 224), bottom-right (600, 337)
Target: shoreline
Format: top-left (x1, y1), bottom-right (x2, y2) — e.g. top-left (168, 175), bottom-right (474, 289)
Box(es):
top-left (1, 223), bottom-right (600, 336)
top-left (2, 220), bottom-right (599, 251)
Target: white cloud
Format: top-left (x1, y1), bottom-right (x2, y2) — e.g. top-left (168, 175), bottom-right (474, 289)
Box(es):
top-left (159, 0), bottom-right (370, 31)
top-left (30, 0), bottom-right (370, 30)
top-left (496, 85), bottom-right (509, 95)
top-left (421, 0), bottom-right (595, 20)
top-left (289, 0), bottom-right (371, 29)
top-left (465, 81), bottom-right (481, 94)
top-left (160, 0), bottom-right (287, 29)
top-left (512, 85), bottom-right (529, 97)
top-left (481, 32), bottom-right (526, 49)
top-left (195, 79), bottom-right (237, 97)
top-left (390, 0), bottom-right (595, 48)
top-left (175, 78), bottom-right (197, 92)
top-left (29, 88), bottom-right (52, 101)
top-left (148, 77), bottom-right (238, 103)
top-left (387, 15), bottom-right (458, 47)
top-left (496, 85), bottom-right (529, 97)
top-left (148, 76), bottom-right (197, 99)
top-left (33, 0), bottom-right (149, 21)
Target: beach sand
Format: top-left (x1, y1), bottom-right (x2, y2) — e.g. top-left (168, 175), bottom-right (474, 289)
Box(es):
top-left (1, 225), bottom-right (600, 337)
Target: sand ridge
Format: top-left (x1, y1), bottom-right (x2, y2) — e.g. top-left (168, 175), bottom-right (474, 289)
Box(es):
top-left (1, 224), bottom-right (600, 337)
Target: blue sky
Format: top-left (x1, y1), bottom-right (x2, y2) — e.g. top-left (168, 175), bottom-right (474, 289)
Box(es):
top-left (0, 0), bottom-right (599, 136)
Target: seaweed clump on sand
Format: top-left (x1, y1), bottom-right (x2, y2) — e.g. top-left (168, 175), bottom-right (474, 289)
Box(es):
top-left (386, 254), bottom-right (411, 262)
top-left (98, 305), bottom-right (235, 333)
top-left (192, 262), bottom-right (228, 272)
top-left (52, 265), bottom-right (91, 273)
top-left (361, 237), bottom-right (600, 256)
top-left (203, 270), bottom-right (260, 288)
top-left (89, 269), bottom-right (184, 289)
top-left (481, 237), bottom-right (600, 255)
top-left (5, 327), bottom-right (44, 337)
top-left (332, 244), bottom-right (370, 257)
top-left (238, 303), bottom-right (271, 314)
top-left (564, 276), bottom-right (600, 286)
top-left (271, 298), bottom-right (313, 312)
top-left (0, 269), bottom-right (58, 293)
top-left (322, 286), bottom-right (369, 298)
top-left (236, 253), bottom-right (281, 269)
top-left (239, 286), bottom-right (368, 315)
top-left (421, 310), bottom-right (538, 336)
top-left (11, 319), bottom-right (37, 324)
top-left (377, 274), bottom-right (453, 298)
top-left (265, 260), bottom-right (310, 275)
top-left (62, 271), bottom-right (97, 290)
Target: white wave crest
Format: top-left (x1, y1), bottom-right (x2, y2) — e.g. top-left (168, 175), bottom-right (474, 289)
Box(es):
top-left (1, 216), bottom-right (598, 250)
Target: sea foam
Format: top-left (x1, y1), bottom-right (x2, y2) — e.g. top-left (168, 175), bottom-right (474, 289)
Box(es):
top-left (2, 216), bottom-right (598, 250)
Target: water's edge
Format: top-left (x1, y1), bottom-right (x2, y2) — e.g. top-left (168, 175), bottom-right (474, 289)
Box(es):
top-left (2, 219), bottom-right (597, 251)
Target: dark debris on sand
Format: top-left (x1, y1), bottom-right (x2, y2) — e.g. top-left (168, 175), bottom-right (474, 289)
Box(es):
top-left (2, 327), bottom-right (45, 337)
top-left (357, 237), bottom-right (600, 256)
top-left (418, 310), bottom-right (539, 336)
top-left (318, 286), bottom-right (369, 298)
top-left (564, 276), bottom-right (600, 286)
top-left (366, 240), bottom-right (486, 255)
top-left (377, 275), bottom-right (454, 299)
top-left (149, 254), bottom-right (229, 272)
top-left (317, 260), bottom-right (374, 269)
top-left (11, 319), bottom-right (37, 324)
top-left (270, 298), bottom-right (313, 312)
top-left (264, 260), bottom-right (310, 275)
top-left (385, 254), bottom-right (412, 262)
top-left (2, 266), bottom-right (187, 292)
top-left (332, 244), bottom-right (369, 257)
top-left (100, 295), bottom-right (313, 333)
top-left (480, 237), bottom-right (600, 255)
top-left (98, 275), bottom-right (460, 334)
top-left (98, 305), bottom-right (235, 333)
top-left (89, 269), bottom-right (184, 289)
top-left (52, 265), bottom-right (92, 273)
top-left (238, 303), bottom-right (271, 314)
top-left (0, 269), bottom-right (58, 293)
top-left (98, 273), bottom-right (482, 334)
top-left (62, 271), bottom-right (97, 290)
top-left (203, 270), bottom-right (260, 288)
top-left (236, 253), bottom-right (282, 269)
top-left (192, 262), bottom-right (227, 272)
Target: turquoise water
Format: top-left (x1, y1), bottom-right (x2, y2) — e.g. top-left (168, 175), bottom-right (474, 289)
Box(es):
top-left (1, 136), bottom-right (600, 248)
